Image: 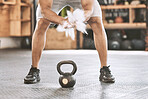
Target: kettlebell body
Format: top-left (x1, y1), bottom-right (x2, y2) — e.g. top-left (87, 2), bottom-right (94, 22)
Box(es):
top-left (59, 73), bottom-right (76, 88)
top-left (121, 40), bottom-right (133, 50)
top-left (57, 60), bottom-right (77, 88)
top-left (132, 39), bottom-right (145, 50)
top-left (109, 40), bottom-right (121, 50)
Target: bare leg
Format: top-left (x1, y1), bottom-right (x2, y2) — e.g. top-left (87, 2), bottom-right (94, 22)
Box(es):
top-left (32, 18), bottom-right (50, 68)
top-left (88, 17), bottom-right (108, 68)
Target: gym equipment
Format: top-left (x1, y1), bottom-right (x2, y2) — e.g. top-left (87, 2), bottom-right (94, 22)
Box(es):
top-left (124, 0), bottom-right (129, 5)
top-left (98, 0), bottom-right (106, 5)
top-left (57, 60), bottom-right (77, 88)
top-left (98, 0), bottom-right (114, 5)
top-left (110, 31), bottom-right (122, 40)
top-left (21, 37), bottom-right (31, 49)
top-left (83, 38), bottom-right (95, 49)
top-left (116, 0), bottom-right (124, 5)
top-left (121, 40), bottom-right (133, 50)
top-left (131, 0), bottom-right (140, 5)
top-left (108, 40), bottom-right (120, 50)
top-left (109, 31), bottom-right (122, 50)
top-left (115, 16), bottom-right (124, 23)
top-left (140, 0), bottom-right (146, 4)
top-left (140, 30), bottom-right (146, 40)
top-left (132, 39), bottom-right (145, 50)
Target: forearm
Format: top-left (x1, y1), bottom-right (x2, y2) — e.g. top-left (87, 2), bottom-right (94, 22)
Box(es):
top-left (41, 8), bottom-right (65, 25)
top-left (39, 0), bottom-right (65, 25)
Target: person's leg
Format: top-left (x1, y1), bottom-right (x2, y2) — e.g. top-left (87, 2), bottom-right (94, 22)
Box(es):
top-left (88, 17), bottom-right (115, 83)
top-left (24, 18), bottom-right (50, 84)
top-left (32, 18), bottom-right (50, 68)
top-left (88, 17), bottom-right (107, 68)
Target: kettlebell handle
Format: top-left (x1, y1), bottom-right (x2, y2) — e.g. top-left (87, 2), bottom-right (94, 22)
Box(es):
top-left (57, 60), bottom-right (77, 75)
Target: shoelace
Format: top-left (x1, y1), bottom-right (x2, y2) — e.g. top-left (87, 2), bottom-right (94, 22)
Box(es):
top-left (104, 66), bottom-right (111, 74)
top-left (28, 68), bottom-right (38, 75)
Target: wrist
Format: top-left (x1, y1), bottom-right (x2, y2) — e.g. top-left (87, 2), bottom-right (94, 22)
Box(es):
top-left (59, 18), bottom-right (67, 25)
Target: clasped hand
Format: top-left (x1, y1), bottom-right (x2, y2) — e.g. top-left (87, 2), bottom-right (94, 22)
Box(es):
top-left (57, 9), bottom-right (88, 40)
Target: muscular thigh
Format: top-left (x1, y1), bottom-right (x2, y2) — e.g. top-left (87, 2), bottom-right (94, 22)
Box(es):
top-left (91, 0), bottom-right (102, 18)
top-left (88, 17), bottom-right (102, 25)
top-left (69, 0), bottom-right (102, 18)
top-left (36, 0), bottom-right (102, 21)
top-left (88, 17), bottom-right (104, 34)
top-left (36, 18), bottom-right (50, 31)
top-left (67, 0), bottom-right (82, 10)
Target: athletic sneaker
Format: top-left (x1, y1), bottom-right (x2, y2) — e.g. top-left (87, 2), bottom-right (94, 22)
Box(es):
top-left (24, 67), bottom-right (40, 84)
top-left (99, 66), bottom-right (115, 83)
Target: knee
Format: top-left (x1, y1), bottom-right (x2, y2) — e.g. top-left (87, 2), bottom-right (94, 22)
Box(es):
top-left (37, 18), bottom-right (50, 30)
top-left (88, 17), bottom-right (102, 25)
top-left (88, 17), bottom-right (105, 35)
top-left (35, 18), bottom-right (50, 35)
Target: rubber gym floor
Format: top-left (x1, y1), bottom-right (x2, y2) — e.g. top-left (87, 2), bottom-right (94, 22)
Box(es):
top-left (0, 49), bottom-right (148, 99)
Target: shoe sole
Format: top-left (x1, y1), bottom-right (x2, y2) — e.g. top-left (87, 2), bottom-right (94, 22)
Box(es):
top-left (100, 78), bottom-right (115, 83)
top-left (24, 79), bottom-right (40, 84)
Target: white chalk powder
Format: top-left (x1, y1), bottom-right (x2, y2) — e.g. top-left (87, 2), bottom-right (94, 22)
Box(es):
top-left (57, 9), bottom-right (88, 40)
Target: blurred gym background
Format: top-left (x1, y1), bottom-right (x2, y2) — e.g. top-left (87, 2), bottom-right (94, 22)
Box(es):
top-left (0, 0), bottom-right (148, 51)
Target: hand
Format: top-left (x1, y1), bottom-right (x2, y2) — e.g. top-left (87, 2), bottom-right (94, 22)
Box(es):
top-left (57, 19), bottom-right (75, 40)
top-left (62, 18), bottom-right (75, 29)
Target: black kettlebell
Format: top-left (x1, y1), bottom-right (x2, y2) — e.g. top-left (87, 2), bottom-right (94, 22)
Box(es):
top-left (121, 40), bottom-right (133, 50)
top-left (131, 39), bottom-right (145, 50)
top-left (21, 37), bottom-right (31, 49)
top-left (108, 40), bottom-right (121, 50)
top-left (57, 60), bottom-right (77, 88)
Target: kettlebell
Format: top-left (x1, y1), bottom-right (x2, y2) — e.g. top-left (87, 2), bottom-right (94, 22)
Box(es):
top-left (57, 60), bottom-right (77, 88)
top-left (109, 40), bottom-right (121, 50)
top-left (131, 39), bottom-right (145, 50)
top-left (121, 40), bottom-right (133, 50)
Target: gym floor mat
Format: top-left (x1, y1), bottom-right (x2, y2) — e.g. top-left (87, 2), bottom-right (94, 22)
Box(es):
top-left (0, 49), bottom-right (148, 99)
